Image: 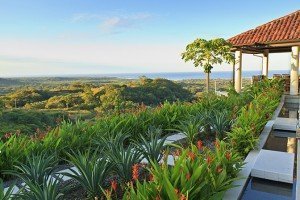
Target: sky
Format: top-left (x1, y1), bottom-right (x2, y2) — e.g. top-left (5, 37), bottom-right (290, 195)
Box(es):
top-left (0, 0), bottom-right (299, 77)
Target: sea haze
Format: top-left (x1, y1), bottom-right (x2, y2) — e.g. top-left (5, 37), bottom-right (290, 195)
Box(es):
top-left (1, 70), bottom-right (289, 80)
top-left (44, 70), bottom-right (289, 80)
top-left (104, 70), bottom-right (289, 80)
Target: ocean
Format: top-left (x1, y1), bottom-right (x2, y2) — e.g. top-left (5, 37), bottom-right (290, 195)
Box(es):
top-left (5, 70), bottom-right (289, 81)
top-left (95, 70), bottom-right (289, 81)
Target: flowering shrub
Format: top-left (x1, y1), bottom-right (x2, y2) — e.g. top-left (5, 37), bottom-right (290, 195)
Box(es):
top-left (228, 79), bottom-right (283, 156)
top-left (125, 140), bottom-right (243, 200)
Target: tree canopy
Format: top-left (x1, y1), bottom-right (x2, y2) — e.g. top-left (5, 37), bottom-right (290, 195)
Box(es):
top-left (182, 38), bottom-right (234, 91)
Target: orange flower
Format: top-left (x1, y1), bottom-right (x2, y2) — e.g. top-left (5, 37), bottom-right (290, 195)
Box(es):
top-left (174, 149), bottom-right (181, 156)
top-left (132, 164), bottom-right (139, 181)
top-left (197, 140), bottom-right (203, 150)
top-left (214, 140), bottom-right (220, 149)
top-left (149, 173), bottom-right (154, 181)
top-left (175, 188), bottom-right (180, 195)
top-left (188, 151), bottom-right (196, 161)
top-left (206, 155), bottom-right (213, 165)
top-left (38, 133), bottom-right (46, 140)
top-left (225, 152), bottom-right (231, 160)
top-left (216, 165), bottom-right (223, 173)
top-left (186, 173), bottom-right (191, 180)
top-left (111, 180), bottom-right (117, 192)
top-left (180, 194), bottom-right (187, 200)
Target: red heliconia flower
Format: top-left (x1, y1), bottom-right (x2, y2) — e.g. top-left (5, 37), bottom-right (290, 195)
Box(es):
top-left (132, 164), bottom-right (139, 181)
top-left (180, 194), bottom-right (187, 200)
top-left (38, 133), bottom-right (46, 140)
top-left (206, 155), bottom-right (213, 165)
top-left (214, 140), bottom-right (220, 149)
top-left (187, 151), bottom-right (196, 161)
top-left (197, 140), bottom-right (203, 150)
top-left (149, 173), bottom-right (154, 181)
top-left (111, 180), bottom-right (117, 192)
top-left (4, 133), bottom-right (11, 139)
top-left (186, 173), bottom-right (191, 180)
top-left (216, 165), bottom-right (223, 173)
top-left (174, 149), bottom-right (181, 157)
top-left (225, 152), bottom-right (231, 160)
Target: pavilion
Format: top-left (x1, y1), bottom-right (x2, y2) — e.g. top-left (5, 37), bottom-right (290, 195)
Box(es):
top-left (228, 10), bottom-right (300, 94)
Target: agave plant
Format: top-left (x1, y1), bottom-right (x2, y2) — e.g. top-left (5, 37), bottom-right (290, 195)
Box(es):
top-left (94, 132), bottom-right (130, 153)
top-left (133, 127), bottom-right (168, 164)
top-left (209, 111), bottom-right (232, 139)
top-left (176, 118), bottom-right (202, 144)
top-left (62, 150), bottom-right (112, 199)
top-left (16, 178), bottom-right (63, 200)
top-left (93, 117), bottom-right (132, 140)
top-left (196, 109), bottom-right (213, 137)
top-left (4, 153), bottom-right (58, 187)
top-left (107, 144), bottom-right (142, 182)
top-left (0, 179), bottom-right (15, 200)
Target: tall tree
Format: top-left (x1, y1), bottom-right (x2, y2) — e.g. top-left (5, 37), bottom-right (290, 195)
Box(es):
top-left (182, 38), bottom-right (234, 92)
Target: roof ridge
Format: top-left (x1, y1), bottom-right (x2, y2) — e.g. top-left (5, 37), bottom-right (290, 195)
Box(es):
top-left (255, 10), bottom-right (299, 29)
top-left (228, 10), bottom-right (300, 40)
top-left (228, 10), bottom-right (300, 46)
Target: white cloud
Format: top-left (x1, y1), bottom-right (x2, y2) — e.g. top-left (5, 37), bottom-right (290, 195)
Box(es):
top-left (100, 17), bottom-right (124, 33)
top-left (70, 11), bottom-right (152, 34)
top-left (100, 13), bottom-right (152, 33)
top-left (71, 13), bottom-right (103, 23)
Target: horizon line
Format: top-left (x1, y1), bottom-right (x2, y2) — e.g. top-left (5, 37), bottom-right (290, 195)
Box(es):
top-left (0, 69), bottom-right (290, 79)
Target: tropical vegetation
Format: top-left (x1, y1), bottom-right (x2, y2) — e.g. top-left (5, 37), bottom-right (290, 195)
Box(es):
top-left (0, 78), bottom-right (283, 199)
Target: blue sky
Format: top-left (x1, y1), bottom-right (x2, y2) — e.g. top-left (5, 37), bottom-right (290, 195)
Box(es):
top-left (0, 0), bottom-right (298, 77)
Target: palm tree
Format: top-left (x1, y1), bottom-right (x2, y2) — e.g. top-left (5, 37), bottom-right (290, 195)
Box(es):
top-left (182, 38), bottom-right (233, 92)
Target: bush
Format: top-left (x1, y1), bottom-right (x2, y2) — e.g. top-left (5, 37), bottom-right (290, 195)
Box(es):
top-left (125, 140), bottom-right (243, 200)
top-left (228, 79), bottom-right (283, 156)
top-left (63, 150), bottom-right (112, 199)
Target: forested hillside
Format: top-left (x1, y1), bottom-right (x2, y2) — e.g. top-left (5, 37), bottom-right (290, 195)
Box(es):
top-left (0, 77), bottom-right (198, 136)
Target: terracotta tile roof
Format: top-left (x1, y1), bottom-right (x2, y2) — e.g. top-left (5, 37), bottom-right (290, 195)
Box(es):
top-left (228, 10), bottom-right (300, 47)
